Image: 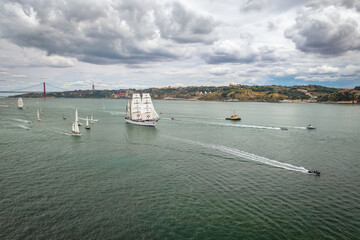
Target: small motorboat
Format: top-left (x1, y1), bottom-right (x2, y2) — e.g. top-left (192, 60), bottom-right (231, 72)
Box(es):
top-left (171, 117), bottom-right (175, 120)
top-left (308, 170), bottom-right (320, 176)
top-left (280, 127), bottom-right (288, 130)
top-left (306, 124), bottom-right (316, 129)
top-left (225, 111), bottom-right (241, 121)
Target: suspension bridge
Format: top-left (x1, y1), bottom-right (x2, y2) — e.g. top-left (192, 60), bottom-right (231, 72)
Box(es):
top-left (0, 82), bottom-right (66, 98)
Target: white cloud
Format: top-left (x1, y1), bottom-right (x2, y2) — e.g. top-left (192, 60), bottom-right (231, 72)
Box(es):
top-left (240, 0), bottom-right (269, 12)
top-left (209, 66), bottom-right (231, 76)
top-left (204, 39), bottom-right (260, 64)
top-left (308, 65), bottom-right (340, 74)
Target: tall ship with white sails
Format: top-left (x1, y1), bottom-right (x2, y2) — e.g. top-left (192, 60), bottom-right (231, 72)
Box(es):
top-left (17, 98), bottom-right (23, 109)
top-left (125, 93), bottom-right (160, 126)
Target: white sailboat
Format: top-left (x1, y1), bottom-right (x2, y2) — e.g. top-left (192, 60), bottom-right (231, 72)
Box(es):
top-left (71, 122), bottom-right (81, 136)
top-left (72, 109), bottom-right (81, 136)
top-left (125, 93), bottom-right (160, 126)
top-left (90, 114), bottom-right (94, 124)
top-left (17, 98), bottom-right (23, 109)
top-left (75, 109), bottom-right (82, 126)
top-left (36, 109), bottom-right (41, 121)
top-left (85, 116), bottom-right (91, 129)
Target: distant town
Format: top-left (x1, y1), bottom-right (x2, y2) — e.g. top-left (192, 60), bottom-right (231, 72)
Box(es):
top-left (15, 84), bottom-right (360, 104)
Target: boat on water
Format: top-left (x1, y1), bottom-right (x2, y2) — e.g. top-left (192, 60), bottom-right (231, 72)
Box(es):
top-left (71, 122), bottom-right (81, 136)
top-left (72, 110), bottom-right (81, 136)
top-left (280, 127), bottom-right (288, 130)
top-left (125, 93), bottom-right (160, 127)
top-left (75, 109), bottom-right (82, 126)
top-left (306, 124), bottom-right (316, 129)
top-left (36, 109), bottom-right (41, 121)
top-left (308, 170), bottom-right (320, 176)
top-left (225, 111), bottom-right (241, 121)
top-left (17, 98), bottom-right (23, 109)
top-left (90, 114), bottom-right (94, 124)
top-left (85, 116), bottom-right (91, 129)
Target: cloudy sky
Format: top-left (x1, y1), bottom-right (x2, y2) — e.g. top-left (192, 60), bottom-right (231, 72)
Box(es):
top-left (1, 0), bottom-right (360, 93)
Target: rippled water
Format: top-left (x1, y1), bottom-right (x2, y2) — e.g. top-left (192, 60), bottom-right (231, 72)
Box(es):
top-left (1, 98), bottom-right (360, 239)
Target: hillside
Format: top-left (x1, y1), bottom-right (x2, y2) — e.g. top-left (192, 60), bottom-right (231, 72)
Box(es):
top-left (16, 85), bottom-right (360, 103)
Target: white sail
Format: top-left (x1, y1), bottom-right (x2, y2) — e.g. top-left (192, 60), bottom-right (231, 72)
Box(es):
top-left (72, 122), bottom-right (76, 132)
top-left (90, 114), bottom-right (94, 124)
top-left (141, 93), bottom-right (154, 120)
top-left (37, 109), bottom-right (40, 121)
top-left (17, 98), bottom-right (23, 109)
top-left (75, 109), bottom-right (79, 123)
top-left (74, 122), bottom-right (80, 133)
top-left (131, 93), bottom-right (142, 120)
top-left (126, 99), bottom-right (131, 119)
top-left (142, 93), bottom-right (160, 121)
top-left (75, 109), bottom-right (82, 126)
top-left (85, 116), bottom-right (90, 129)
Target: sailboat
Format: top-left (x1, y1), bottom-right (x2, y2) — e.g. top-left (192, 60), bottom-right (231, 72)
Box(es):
top-left (90, 114), bottom-right (94, 124)
top-left (72, 109), bottom-right (81, 136)
top-left (36, 109), bottom-right (41, 121)
top-left (85, 116), bottom-right (91, 129)
top-left (125, 93), bottom-right (160, 127)
top-left (75, 109), bottom-right (82, 126)
top-left (17, 98), bottom-right (23, 109)
top-left (71, 122), bottom-right (81, 136)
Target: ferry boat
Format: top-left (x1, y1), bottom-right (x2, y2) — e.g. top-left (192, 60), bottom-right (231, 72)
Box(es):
top-left (225, 111), bottom-right (241, 121)
top-left (125, 93), bottom-right (160, 127)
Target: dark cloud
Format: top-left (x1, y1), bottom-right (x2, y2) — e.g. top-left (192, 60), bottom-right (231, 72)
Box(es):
top-left (285, 2), bottom-right (360, 55)
top-left (155, 2), bottom-right (218, 44)
top-left (0, 0), bottom-right (218, 65)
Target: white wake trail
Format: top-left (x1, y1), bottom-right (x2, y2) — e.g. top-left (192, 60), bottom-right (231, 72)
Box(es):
top-left (11, 118), bottom-right (31, 124)
top-left (11, 123), bottom-right (30, 130)
top-left (175, 138), bottom-right (308, 173)
top-left (53, 130), bottom-right (72, 136)
top-left (194, 121), bottom-right (281, 130)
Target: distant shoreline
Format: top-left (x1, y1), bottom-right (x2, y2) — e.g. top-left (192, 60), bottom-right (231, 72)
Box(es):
top-left (4, 96), bottom-right (359, 105)
top-left (6, 84), bottom-right (360, 103)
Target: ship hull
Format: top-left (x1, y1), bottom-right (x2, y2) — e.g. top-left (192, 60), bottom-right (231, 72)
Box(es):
top-left (125, 118), bottom-right (156, 127)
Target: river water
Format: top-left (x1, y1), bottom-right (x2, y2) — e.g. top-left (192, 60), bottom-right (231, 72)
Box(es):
top-left (1, 98), bottom-right (359, 239)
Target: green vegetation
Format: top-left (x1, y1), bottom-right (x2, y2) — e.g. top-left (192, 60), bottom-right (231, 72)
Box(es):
top-left (16, 85), bottom-right (360, 103)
